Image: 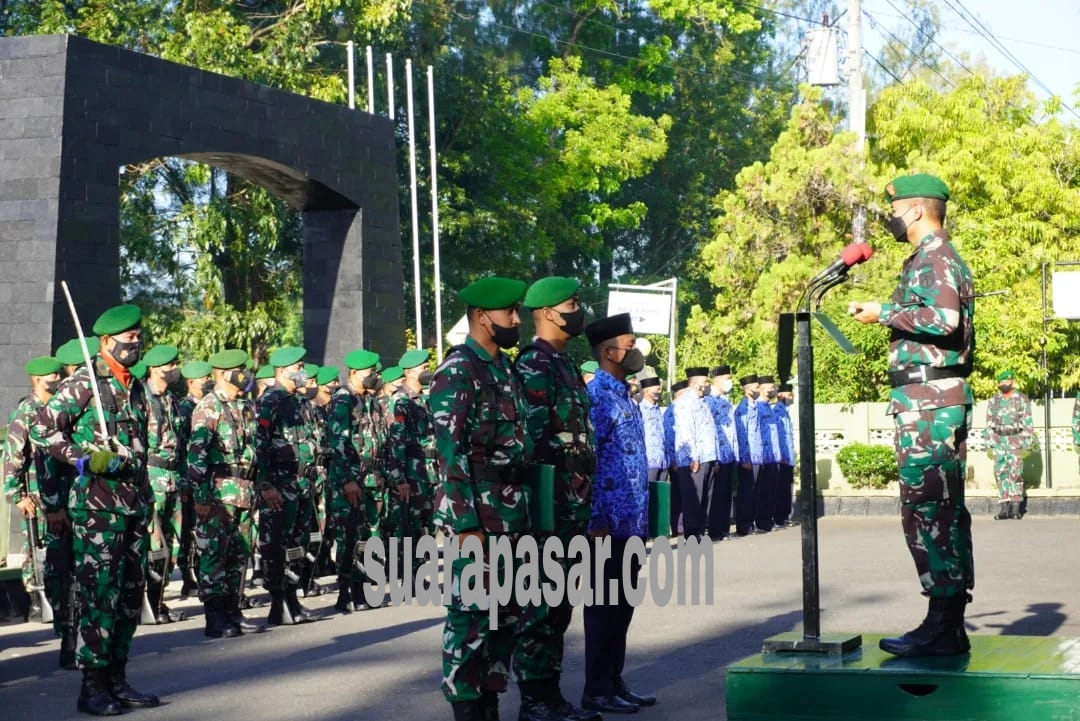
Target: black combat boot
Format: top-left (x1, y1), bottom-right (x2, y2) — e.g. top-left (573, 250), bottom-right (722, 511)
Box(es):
top-left (60, 627), bottom-right (78, 670)
top-left (77, 667), bottom-right (122, 716)
top-left (518, 680), bottom-right (571, 721)
top-left (335, 582), bottom-right (353, 613)
top-left (452, 700), bottom-right (486, 721)
top-left (1009, 501), bottom-right (1022, 519)
top-left (107, 659), bottom-right (160, 708)
top-left (204, 596), bottom-right (240, 638)
top-left (267, 587), bottom-right (293, 626)
top-left (285, 585), bottom-right (315, 623)
top-left (179, 565), bottom-right (199, 600)
top-left (227, 595), bottom-right (262, 633)
top-left (994, 503), bottom-right (1012, 520)
top-left (481, 692), bottom-right (500, 721)
top-left (879, 595), bottom-right (971, 657)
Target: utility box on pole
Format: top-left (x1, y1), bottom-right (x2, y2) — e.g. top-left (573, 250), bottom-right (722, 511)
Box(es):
top-left (804, 25), bottom-right (842, 86)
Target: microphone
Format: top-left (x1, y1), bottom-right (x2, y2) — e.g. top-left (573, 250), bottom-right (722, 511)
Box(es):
top-left (812, 242), bottom-right (873, 282)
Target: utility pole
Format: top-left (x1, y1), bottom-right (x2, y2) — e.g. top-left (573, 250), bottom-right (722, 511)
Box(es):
top-left (848, 0), bottom-right (867, 244)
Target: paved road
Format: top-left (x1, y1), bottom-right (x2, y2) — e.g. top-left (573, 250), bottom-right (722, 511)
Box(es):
top-left (1, 517), bottom-right (1077, 721)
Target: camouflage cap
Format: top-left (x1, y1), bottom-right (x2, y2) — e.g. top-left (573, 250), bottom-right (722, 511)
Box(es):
top-left (55, 337), bottom-right (100, 366)
top-left (92, 304), bottom-right (142, 336)
top-left (523, 276), bottom-right (580, 309)
top-left (209, 349), bottom-right (249, 370)
top-left (344, 349), bottom-right (379, 371)
top-left (269, 346), bottom-right (306, 368)
top-left (458, 276), bottom-right (526, 310)
top-left (398, 348), bottom-right (430, 370)
top-left (255, 364), bottom-right (275, 380)
top-left (997, 370), bottom-right (1016, 382)
top-left (131, 361), bottom-right (148, 380)
top-left (142, 344), bottom-right (179, 368)
top-left (382, 365), bottom-right (404, 383)
top-left (580, 360), bottom-right (599, 375)
top-left (885, 173), bottom-right (949, 202)
top-left (25, 356), bottom-right (61, 377)
top-left (317, 366), bottom-right (340, 386)
top-left (181, 360), bottom-right (213, 379)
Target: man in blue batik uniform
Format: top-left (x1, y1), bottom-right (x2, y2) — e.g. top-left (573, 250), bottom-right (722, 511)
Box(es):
top-left (733, 374), bottom-right (762, 536)
top-left (774, 384), bottom-right (797, 527)
top-left (639, 377), bottom-right (667, 482)
top-left (755, 375), bottom-right (781, 533)
top-left (662, 381), bottom-right (688, 535)
top-left (674, 368), bottom-right (718, 540)
top-left (581, 313), bottom-right (656, 716)
top-left (704, 365), bottom-right (739, 540)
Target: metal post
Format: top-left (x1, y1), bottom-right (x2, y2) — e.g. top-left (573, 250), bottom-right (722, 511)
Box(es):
top-left (346, 41), bottom-right (355, 110)
top-left (406, 59), bottom-right (422, 348)
top-left (428, 65), bottom-right (443, 362)
top-left (796, 310), bottom-right (820, 640)
top-left (668, 278), bottom-right (677, 392)
top-left (365, 45), bottom-right (374, 114)
top-left (1042, 262), bottom-right (1053, 489)
top-left (848, 0), bottom-right (867, 244)
top-left (386, 53), bottom-right (395, 120)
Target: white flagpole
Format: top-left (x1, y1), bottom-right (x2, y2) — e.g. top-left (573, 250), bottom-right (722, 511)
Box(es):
top-left (346, 41), bottom-right (355, 110)
top-left (428, 65), bottom-right (443, 362)
top-left (406, 59), bottom-right (423, 348)
top-left (365, 45), bottom-right (374, 114)
top-left (386, 53), bottom-right (395, 120)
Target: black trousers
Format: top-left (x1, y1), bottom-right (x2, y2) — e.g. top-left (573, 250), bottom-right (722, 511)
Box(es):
top-left (584, 537), bottom-right (641, 697)
top-left (774, 463), bottom-right (795, 524)
top-left (705, 462), bottom-right (736, 539)
top-left (734, 464), bottom-right (757, 535)
top-left (755, 463), bottom-right (779, 531)
top-left (674, 463), bottom-right (712, 538)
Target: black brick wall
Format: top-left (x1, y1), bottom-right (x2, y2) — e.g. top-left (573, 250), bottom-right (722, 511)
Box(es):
top-left (0, 34), bottom-right (403, 413)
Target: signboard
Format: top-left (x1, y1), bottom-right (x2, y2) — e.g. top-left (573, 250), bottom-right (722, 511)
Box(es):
top-left (446, 314), bottom-right (469, 346)
top-left (1052, 271), bottom-right (1080, 319)
top-left (606, 290), bottom-right (672, 335)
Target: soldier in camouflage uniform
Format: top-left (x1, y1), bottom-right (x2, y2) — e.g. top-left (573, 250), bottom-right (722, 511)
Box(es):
top-left (326, 350), bottom-right (384, 613)
top-left (176, 360), bottom-right (213, 599)
top-left (982, 370), bottom-right (1033, 520)
top-left (850, 174), bottom-right (976, 658)
top-left (385, 350), bottom-right (434, 575)
top-left (307, 365), bottom-right (341, 584)
top-left (255, 346), bottom-right (316, 626)
top-left (255, 364), bottom-right (276, 400)
top-left (141, 344), bottom-right (186, 623)
top-left (432, 276), bottom-right (533, 721)
top-left (3, 356), bottom-right (77, 668)
top-left (514, 276), bottom-right (599, 721)
top-left (187, 350), bottom-right (260, 638)
top-left (294, 363), bottom-right (326, 597)
top-left (32, 304), bottom-right (160, 715)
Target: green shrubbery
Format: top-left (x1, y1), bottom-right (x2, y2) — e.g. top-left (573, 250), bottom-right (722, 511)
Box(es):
top-left (836, 443), bottom-right (898, 490)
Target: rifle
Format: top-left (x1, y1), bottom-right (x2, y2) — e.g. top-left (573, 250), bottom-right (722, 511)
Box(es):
top-left (24, 514), bottom-right (54, 624)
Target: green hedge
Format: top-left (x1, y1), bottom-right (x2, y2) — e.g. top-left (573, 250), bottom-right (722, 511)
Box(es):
top-left (835, 443), bottom-right (898, 490)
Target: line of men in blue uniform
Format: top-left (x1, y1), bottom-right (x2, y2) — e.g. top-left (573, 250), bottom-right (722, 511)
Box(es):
top-left (634, 365), bottom-right (797, 541)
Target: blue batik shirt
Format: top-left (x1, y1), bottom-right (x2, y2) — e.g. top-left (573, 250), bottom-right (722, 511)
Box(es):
top-left (662, 404), bottom-right (676, 470)
top-left (758, 400), bottom-right (781, 464)
top-left (734, 396), bottom-right (763, 465)
top-left (774, 402), bottom-right (796, 466)
top-left (704, 394), bottom-right (738, 464)
top-left (674, 393), bottom-right (718, 466)
top-left (588, 369), bottom-right (648, 538)
top-left (639, 398), bottom-right (666, 470)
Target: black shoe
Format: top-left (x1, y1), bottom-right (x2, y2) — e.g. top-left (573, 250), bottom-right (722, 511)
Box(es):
top-left (1009, 501), bottom-right (1023, 519)
top-left (204, 596), bottom-right (240, 638)
top-left (879, 596), bottom-right (970, 657)
top-left (285, 586), bottom-right (315, 623)
top-left (179, 567), bottom-right (199, 600)
top-left (517, 695), bottom-right (567, 721)
top-left (615, 681), bottom-right (656, 707)
top-left (452, 700), bottom-right (486, 721)
top-left (60, 628), bottom-right (78, 670)
top-left (994, 505), bottom-right (1011, 520)
top-left (227, 596), bottom-right (262, 632)
top-left (77, 668), bottom-right (123, 716)
top-left (481, 692), bottom-right (500, 721)
top-left (549, 693), bottom-right (601, 721)
top-left (304, 580), bottom-right (325, 598)
top-left (352, 583), bottom-right (374, 610)
top-left (107, 660), bottom-right (160, 708)
top-left (156, 603), bottom-right (187, 624)
top-left (267, 589), bottom-right (292, 626)
top-left (581, 693), bottom-right (638, 714)
top-left (335, 585), bottom-right (354, 614)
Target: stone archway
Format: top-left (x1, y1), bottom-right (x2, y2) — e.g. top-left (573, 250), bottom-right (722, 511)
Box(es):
top-left (0, 34), bottom-right (403, 412)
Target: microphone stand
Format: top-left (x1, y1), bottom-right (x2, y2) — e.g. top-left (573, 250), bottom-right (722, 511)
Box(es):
top-left (762, 267), bottom-right (863, 656)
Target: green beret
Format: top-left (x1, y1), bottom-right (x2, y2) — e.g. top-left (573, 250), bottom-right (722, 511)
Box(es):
top-left (304, 363), bottom-right (320, 379)
top-left (398, 349), bottom-right (430, 370)
top-left (997, 370), bottom-right (1016, 382)
top-left (26, 356), bottom-right (62, 377)
top-left (256, 365), bottom-right (275, 380)
top-left (382, 365), bottom-right (404, 383)
top-left (142, 344), bottom-right (179, 368)
top-left (523, 276), bottom-right (581, 309)
top-left (55, 337), bottom-right (100, 366)
top-left (92, 304), bottom-right (142, 336)
top-left (317, 366), bottom-right (340, 386)
top-left (580, 360), bottom-right (599, 374)
top-left (458, 276), bottom-right (526, 310)
top-left (209, 349), bottom-right (249, 370)
top-left (131, 361), bottom-right (148, 380)
top-left (269, 346), bottom-right (306, 368)
top-left (181, 360), bottom-right (212, 379)
top-left (344, 349), bottom-right (380, 371)
top-left (376, 361), bottom-right (384, 372)
top-left (885, 173), bottom-right (949, 202)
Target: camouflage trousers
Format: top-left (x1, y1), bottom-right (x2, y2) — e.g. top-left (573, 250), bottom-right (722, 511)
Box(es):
top-left (893, 405), bottom-right (975, 599)
top-left (257, 493), bottom-right (310, 590)
top-left (17, 515), bottom-right (75, 637)
top-left (148, 473), bottom-right (183, 572)
top-left (443, 536), bottom-right (522, 703)
top-left (195, 505), bottom-right (254, 601)
top-left (327, 486), bottom-right (383, 586)
top-left (512, 525), bottom-right (583, 683)
top-left (69, 507), bottom-right (150, 669)
top-left (992, 441), bottom-right (1024, 503)
top-left (177, 490), bottom-right (198, 576)
top-left (384, 486), bottom-right (427, 573)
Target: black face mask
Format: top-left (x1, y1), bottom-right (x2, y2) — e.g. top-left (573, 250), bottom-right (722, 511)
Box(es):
top-left (299, 386), bottom-right (318, 400)
top-left (999, 383), bottom-right (1013, 394)
top-left (361, 373), bottom-right (380, 390)
top-left (418, 369), bottom-right (434, 386)
top-left (887, 209), bottom-right (912, 243)
top-left (614, 347), bottom-right (645, 375)
top-left (44, 379), bottom-right (60, 394)
top-left (490, 322), bottom-right (520, 350)
top-left (162, 369), bottom-right (181, 385)
top-left (110, 340), bottom-right (142, 368)
top-left (200, 379), bottom-right (215, 395)
top-left (556, 307), bottom-right (586, 337)
top-left (226, 369), bottom-right (249, 390)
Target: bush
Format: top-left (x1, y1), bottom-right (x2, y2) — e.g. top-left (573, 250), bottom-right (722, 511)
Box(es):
top-left (835, 443), bottom-right (898, 490)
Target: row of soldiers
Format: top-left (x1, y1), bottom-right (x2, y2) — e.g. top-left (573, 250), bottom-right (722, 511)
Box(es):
top-left (2, 303), bottom-right (445, 716)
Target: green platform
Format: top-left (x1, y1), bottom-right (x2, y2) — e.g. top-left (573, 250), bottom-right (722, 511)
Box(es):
top-left (727, 634), bottom-right (1080, 721)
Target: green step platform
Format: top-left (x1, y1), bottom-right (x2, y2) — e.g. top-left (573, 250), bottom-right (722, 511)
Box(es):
top-left (727, 634), bottom-right (1080, 721)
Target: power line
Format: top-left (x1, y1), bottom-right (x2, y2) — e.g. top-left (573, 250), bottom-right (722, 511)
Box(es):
top-left (881, 0), bottom-right (977, 77)
top-left (864, 49), bottom-right (904, 85)
top-left (862, 9), bottom-right (954, 88)
top-left (870, 7), bottom-right (1080, 56)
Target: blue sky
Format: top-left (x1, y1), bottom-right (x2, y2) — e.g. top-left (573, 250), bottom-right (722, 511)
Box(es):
top-left (861, 0), bottom-right (1080, 117)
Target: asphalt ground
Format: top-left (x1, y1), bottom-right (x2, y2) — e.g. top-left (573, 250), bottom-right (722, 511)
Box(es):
top-left (1, 516), bottom-right (1076, 721)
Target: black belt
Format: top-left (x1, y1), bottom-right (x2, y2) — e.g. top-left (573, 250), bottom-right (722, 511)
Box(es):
top-left (147, 457), bottom-right (177, 471)
top-left (996, 428), bottom-right (1023, 436)
top-left (888, 366), bottom-right (968, 388)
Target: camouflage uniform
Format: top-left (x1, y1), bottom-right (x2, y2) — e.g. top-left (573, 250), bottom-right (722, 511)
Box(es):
top-left (187, 391), bottom-right (257, 606)
top-left (385, 385), bottom-right (433, 565)
top-left (3, 395), bottom-right (75, 642)
top-left (176, 393), bottom-right (200, 593)
top-left (982, 391), bottom-right (1033, 506)
top-left (31, 357), bottom-right (152, 670)
top-left (297, 397), bottom-right (326, 592)
top-left (433, 336), bottom-right (533, 707)
top-left (145, 385), bottom-right (183, 613)
top-left (879, 228), bottom-right (975, 599)
top-left (513, 339), bottom-right (594, 686)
